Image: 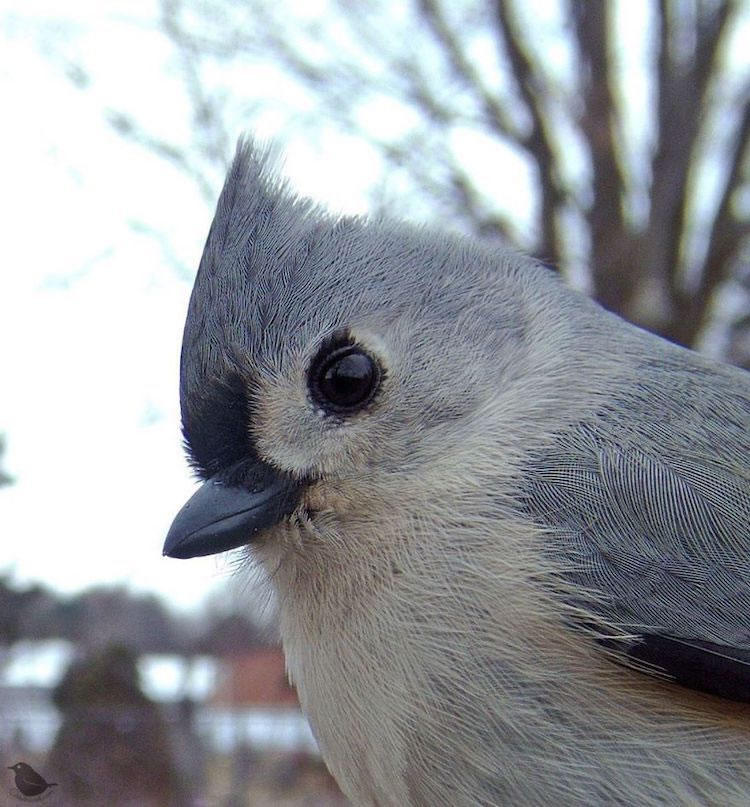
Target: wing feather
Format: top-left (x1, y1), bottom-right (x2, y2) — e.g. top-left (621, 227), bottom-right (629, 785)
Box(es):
top-left (521, 367), bottom-right (750, 700)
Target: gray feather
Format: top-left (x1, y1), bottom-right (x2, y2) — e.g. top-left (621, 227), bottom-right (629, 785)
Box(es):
top-left (522, 348), bottom-right (750, 690)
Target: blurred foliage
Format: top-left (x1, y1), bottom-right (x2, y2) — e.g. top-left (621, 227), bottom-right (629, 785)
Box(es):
top-left (0, 574), bottom-right (271, 655)
top-left (48, 643), bottom-right (177, 806)
top-left (195, 612), bottom-right (266, 657)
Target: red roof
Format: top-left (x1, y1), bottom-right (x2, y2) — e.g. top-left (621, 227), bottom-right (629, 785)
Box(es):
top-left (213, 647), bottom-right (299, 707)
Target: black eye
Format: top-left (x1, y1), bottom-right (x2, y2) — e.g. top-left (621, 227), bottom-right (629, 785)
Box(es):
top-left (310, 343), bottom-right (381, 414)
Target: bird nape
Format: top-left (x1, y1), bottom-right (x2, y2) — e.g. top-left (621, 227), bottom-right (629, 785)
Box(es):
top-left (164, 139), bottom-right (750, 807)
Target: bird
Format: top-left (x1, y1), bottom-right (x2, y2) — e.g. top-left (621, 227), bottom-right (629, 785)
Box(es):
top-left (8, 763), bottom-right (57, 798)
top-left (164, 139), bottom-right (750, 806)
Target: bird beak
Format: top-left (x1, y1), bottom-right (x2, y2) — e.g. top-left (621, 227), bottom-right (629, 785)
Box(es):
top-left (163, 462), bottom-right (304, 559)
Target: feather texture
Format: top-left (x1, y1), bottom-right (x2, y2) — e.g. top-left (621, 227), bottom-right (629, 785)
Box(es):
top-left (172, 141), bottom-right (750, 805)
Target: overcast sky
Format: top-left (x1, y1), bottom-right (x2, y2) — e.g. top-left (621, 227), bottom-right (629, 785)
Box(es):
top-left (0, 0), bottom-right (384, 611)
top-left (2, 1), bottom-right (748, 612)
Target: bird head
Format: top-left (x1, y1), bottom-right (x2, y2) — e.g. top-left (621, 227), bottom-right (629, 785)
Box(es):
top-left (164, 140), bottom-right (567, 597)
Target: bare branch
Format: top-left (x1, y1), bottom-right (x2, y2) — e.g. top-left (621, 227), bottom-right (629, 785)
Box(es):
top-left (378, 138), bottom-right (517, 241)
top-left (572, 0), bottom-right (634, 313)
top-left (418, 0), bottom-right (524, 142)
top-left (646, 0), bottom-right (733, 326)
top-left (494, 1), bottom-right (565, 263)
top-left (52, 0), bottom-right (750, 362)
top-left (727, 303), bottom-right (750, 369)
top-left (160, 0), bottom-right (234, 172)
top-left (669, 93), bottom-right (750, 346)
top-left (106, 110), bottom-right (217, 201)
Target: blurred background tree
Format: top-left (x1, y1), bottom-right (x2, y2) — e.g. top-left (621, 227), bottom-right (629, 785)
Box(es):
top-left (48, 643), bottom-right (178, 806)
top-left (65, 0), bottom-right (750, 366)
top-left (0, 576), bottom-right (270, 655)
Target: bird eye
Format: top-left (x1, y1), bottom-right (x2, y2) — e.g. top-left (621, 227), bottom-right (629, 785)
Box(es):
top-left (310, 342), bottom-right (381, 414)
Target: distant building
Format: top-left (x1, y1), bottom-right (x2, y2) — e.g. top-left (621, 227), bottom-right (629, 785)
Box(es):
top-left (199, 647), bottom-right (317, 753)
top-left (213, 646), bottom-right (298, 708)
top-left (0, 640), bottom-right (316, 755)
top-left (0, 640), bottom-right (75, 752)
top-left (2, 639), bottom-right (75, 688)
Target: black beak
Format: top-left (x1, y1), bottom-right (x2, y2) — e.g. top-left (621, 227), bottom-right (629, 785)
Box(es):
top-left (163, 461), bottom-right (304, 559)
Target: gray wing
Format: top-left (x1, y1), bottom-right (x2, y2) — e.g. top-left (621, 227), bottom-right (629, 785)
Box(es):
top-left (521, 362), bottom-right (750, 700)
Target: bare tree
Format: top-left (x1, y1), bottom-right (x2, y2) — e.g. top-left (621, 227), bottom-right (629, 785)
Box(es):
top-left (79, 0), bottom-right (750, 364)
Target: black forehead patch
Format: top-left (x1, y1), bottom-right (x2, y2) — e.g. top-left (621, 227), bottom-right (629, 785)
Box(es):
top-left (181, 371), bottom-right (252, 480)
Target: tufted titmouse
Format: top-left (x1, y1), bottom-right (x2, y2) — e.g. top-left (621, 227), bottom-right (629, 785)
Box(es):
top-left (165, 141), bottom-right (750, 806)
